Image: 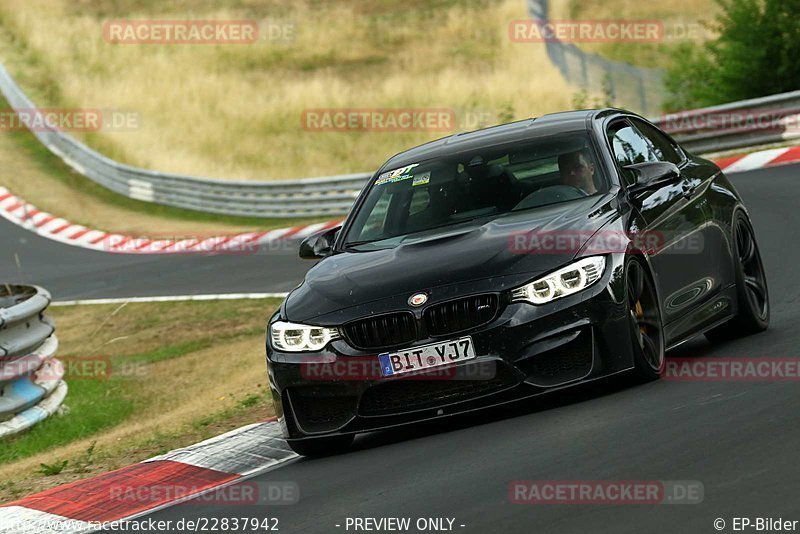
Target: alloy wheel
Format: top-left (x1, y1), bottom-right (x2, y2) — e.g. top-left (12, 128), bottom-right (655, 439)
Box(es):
top-left (627, 261), bottom-right (664, 373)
top-left (736, 217), bottom-right (769, 320)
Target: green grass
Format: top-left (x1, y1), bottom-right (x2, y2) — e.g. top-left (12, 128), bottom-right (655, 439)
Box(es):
top-left (118, 326), bottom-right (264, 365)
top-left (0, 299), bottom-right (281, 471)
top-left (0, 379), bottom-right (135, 465)
top-left (563, 0), bottom-right (720, 69)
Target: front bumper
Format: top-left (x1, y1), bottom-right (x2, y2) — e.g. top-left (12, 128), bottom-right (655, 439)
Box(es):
top-left (266, 257), bottom-right (634, 441)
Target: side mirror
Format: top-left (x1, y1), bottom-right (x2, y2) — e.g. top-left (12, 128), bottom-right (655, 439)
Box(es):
top-left (623, 161), bottom-right (681, 196)
top-left (299, 226), bottom-right (341, 260)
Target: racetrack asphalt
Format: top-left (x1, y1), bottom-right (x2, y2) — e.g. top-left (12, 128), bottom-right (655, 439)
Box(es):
top-left (111, 163), bottom-right (800, 533)
top-left (0, 222), bottom-right (309, 300)
top-left (3, 164), bottom-right (799, 532)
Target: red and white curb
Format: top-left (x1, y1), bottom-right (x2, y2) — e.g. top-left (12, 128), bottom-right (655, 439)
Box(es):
top-left (0, 186), bottom-right (341, 255)
top-left (0, 418), bottom-right (297, 533)
top-left (714, 145), bottom-right (800, 174)
top-left (2, 145), bottom-right (800, 256)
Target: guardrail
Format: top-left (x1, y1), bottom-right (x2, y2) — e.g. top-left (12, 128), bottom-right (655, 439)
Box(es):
top-left (0, 65), bottom-right (370, 219)
top-left (0, 284), bottom-right (66, 438)
top-left (1, 54), bottom-right (799, 220)
top-left (651, 91), bottom-right (800, 154)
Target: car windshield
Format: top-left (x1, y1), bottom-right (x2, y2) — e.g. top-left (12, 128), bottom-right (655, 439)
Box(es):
top-left (344, 133), bottom-right (607, 247)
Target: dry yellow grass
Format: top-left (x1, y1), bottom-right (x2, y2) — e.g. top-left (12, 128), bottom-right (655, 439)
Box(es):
top-left (550, 0), bottom-right (721, 66)
top-left (0, 299), bottom-right (280, 501)
top-left (0, 0), bottom-right (575, 181)
top-left (552, 0), bottom-right (719, 20)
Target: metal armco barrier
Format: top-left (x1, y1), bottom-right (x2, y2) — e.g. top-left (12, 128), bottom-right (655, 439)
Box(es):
top-left (0, 64), bottom-right (370, 219)
top-left (1, 29), bottom-right (799, 220)
top-left (0, 284), bottom-right (66, 438)
top-left (526, 0), bottom-right (800, 154)
top-left (651, 91), bottom-right (800, 154)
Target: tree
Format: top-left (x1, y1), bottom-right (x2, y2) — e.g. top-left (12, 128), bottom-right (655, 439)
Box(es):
top-left (665, 0), bottom-right (800, 110)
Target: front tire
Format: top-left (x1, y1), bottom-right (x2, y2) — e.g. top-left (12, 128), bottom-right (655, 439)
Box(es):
top-left (705, 213), bottom-right (769, 343)
top-left (288, 435), bottom-right (354, 457)
top-left (627, 259), bottom-right (665, 381)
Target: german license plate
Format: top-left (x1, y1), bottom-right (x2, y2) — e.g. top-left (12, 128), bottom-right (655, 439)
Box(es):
top-left (379, 337), bottom-right (476, 377)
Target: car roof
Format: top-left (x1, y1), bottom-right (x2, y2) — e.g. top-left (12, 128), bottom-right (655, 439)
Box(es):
top-left (381, 109), bottom-right (622, 171)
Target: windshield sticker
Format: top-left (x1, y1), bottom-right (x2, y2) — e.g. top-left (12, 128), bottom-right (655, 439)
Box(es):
top-left (375, 164), bottom-right (420, 186)
top-left (412, 172), bottom-right (431, 187)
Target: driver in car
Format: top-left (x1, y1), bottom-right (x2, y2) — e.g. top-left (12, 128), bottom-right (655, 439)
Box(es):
top-left (558, 148), bottom-right (597, 195)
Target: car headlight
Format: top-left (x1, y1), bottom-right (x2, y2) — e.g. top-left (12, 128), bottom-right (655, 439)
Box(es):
top-left (270, 321), bottom-right (341, 352)
top-left (511, 256), bottom-right (606, 305)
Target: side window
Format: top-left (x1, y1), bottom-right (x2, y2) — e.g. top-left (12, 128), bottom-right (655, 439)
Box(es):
top-left (607, 121), bottom-right (657, 167)
top-left (632, 119), bottom-right (682, 164)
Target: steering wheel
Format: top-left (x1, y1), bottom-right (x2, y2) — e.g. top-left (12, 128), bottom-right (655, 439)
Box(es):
top-left (541, 184), bottom-right (587, 198)
top-left (514, 184), bottom-right (587, 210)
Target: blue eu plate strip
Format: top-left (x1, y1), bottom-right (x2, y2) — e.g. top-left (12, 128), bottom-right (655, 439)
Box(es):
top-left (379, 353), bottom-right (394, 377)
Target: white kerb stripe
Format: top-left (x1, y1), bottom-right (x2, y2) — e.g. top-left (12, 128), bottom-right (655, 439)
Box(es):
top-left (257, 228), bottom-right (293, 242)
top-left (38, 218), bottom-right (70, 233)
top-left (0, 196), bottom-right (19, 210)
top-left (72, 230), bottom-right (106, 245)
top-left (60, 225), bottom-right (88, 239)
top-left (723, 147), bottom-right (790, 173)
top-left (293, 222), bottom-right (328, 238)
top-left (6, 203), bottom-right (29, 218)
top-left (144, 421), bottom-right (296, 476)
top-left (0, 506), bottom-right (94, 534)
top-left (29, 212), bottom-right (53, 225)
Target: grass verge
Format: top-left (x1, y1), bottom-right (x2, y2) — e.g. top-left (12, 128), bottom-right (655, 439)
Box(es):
top-left (556, 0), bottom-right (720, 68)
top-left (0, 101), bottom-right (329, 237)
top-left (0, 13), bottom-right (328, 235)
top-left (0, 298), bottom-right (281, 502)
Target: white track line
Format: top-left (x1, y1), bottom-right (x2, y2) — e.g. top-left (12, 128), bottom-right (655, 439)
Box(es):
top-left (51, 293), bottom-right (289, 307)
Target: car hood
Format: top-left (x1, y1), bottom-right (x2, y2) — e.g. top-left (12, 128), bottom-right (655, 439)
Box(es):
top-left (285, 195), bottom-right (618, 323)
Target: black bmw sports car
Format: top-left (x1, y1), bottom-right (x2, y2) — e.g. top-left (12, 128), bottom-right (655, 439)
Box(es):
top-left (266, 109), bottom-right (769, 456)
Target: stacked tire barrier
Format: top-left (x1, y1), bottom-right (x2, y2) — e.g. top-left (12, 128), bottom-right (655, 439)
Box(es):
top-left (0, 285), bottom-right (66, 438)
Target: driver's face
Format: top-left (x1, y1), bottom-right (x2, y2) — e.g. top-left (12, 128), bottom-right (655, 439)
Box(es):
top-left (562, 154), bottom-right (596, 193)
